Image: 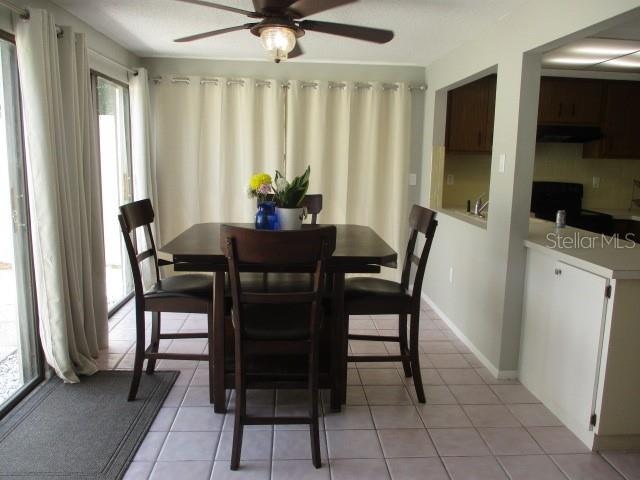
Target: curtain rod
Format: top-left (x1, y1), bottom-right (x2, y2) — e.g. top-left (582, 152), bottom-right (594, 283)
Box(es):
top-left (152, 75), bottom-right (427, 91)
top-left (87, 48), bottom-right (137, 76)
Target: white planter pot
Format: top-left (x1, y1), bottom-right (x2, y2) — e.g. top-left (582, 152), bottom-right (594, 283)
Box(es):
top-left (276, 207), bottom-right (304, 230)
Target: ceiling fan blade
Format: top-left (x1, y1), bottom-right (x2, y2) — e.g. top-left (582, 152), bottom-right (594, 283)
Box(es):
top-left (288, 41), bottom-right (304, 59)
top-left (252, 0), bottom-right (297, 14)
top-left (175, 0), bottom-right (262, 18)
top-left (174, 23), bottom-right (256, 43)
top-left (300, 20), bottom-right (394, 43)
top-left (286, 0), bottom-right (357, 19)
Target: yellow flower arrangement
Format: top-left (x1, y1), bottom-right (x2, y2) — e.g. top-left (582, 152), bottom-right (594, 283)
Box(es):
top-left (248, 172), bottom-right (273, 202)
top-left (249, 173), bottom-right (272, 192)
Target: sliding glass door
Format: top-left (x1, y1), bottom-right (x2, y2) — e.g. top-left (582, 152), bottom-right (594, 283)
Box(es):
top-left (94, 74), bottom-right (134, 312)
top-left (0, 36), bottom-right (42, 416)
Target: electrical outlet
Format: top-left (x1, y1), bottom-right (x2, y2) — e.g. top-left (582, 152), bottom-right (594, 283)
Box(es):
top-left (592, 176), bottom-right (600, 188)
top-left (446, 174), bottom-right (454, 185)
top-left (449, 267), bottom-right (454, 284)
top-left (408, 173), bottom-right (417, 186)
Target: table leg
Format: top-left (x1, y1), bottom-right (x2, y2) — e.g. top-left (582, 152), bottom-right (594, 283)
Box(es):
top-left (213, 271), bottom-right (226, 413)
top-left (330, 272), bottom-right (346, 411)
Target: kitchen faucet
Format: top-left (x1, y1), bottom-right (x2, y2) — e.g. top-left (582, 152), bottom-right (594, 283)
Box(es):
top-left (474, 194), bottom-right (489, 217)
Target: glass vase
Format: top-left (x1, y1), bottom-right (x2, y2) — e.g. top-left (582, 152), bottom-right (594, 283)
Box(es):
top-left (255, 201), bottom-right (278, 230)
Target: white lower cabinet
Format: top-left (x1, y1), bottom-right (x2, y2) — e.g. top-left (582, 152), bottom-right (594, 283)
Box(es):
top-left (520, 249), bottom-right (609, 448)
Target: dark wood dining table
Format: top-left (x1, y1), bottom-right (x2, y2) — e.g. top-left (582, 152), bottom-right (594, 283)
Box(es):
top-left (161, 223), bottom-right (397, 413)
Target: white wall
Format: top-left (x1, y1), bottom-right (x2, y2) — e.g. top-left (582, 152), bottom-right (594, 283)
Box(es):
top-left (1, 0), bottom-right (139, 82)
top-left (421, 0), bottom-right (640, 375)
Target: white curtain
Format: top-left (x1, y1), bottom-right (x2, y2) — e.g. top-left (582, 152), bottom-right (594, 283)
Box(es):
top-left (131, 68), bottom-right (156, 205)
top-left (286, 81), bottom-right (412, 274)
top-left (152, 76), bottom-right (412, 279)
top-left (15, 9), bottom-right (108, 382)
top-left (153, 77), bottom-right (284, 245)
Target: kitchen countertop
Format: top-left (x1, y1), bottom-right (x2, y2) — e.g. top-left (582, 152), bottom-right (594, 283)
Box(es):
top-left (525, 218), bottom-right (640, 279)
top-left (435, 208), bottom-right (488, 229)
top-left (591, 208), bottom-right (640, 222)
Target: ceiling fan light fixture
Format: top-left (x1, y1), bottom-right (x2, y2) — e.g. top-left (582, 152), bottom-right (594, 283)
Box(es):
top-left (259, 26), bottom-right (296, 63)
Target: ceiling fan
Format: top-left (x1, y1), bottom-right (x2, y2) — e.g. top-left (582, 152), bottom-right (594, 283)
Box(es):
top-left (173, 0), bottom-right (394, 63)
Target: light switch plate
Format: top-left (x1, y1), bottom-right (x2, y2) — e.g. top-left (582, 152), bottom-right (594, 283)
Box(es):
top-left (446, 174), bottom-right (454, 185)
top-left (592, 176), bottom-right (600, 188)
top-left (499, 153), bottom-right (506, 173)
top-left (409, 173), bottom-right (417, 186)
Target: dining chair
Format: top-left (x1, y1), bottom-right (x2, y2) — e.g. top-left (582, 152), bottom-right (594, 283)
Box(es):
top-left (221, 225), bottom-right (336, 470)
top-left (300, 194), bottom-right (323, 224)
top-left (344, 205), bottom-right (438, 403)
top-left (119, 199), bottom-right (215, 402)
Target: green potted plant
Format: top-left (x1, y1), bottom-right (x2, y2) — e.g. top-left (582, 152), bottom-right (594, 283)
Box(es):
top-left (273, 166), bottom-right (310, 230)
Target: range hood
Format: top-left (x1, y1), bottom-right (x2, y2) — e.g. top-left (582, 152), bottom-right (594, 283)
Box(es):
top-left (536, 125), bottom-right (603, 143)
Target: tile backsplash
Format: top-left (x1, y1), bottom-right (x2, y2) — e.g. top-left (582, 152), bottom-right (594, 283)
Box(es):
top-left (442, 144), bottom-right (640, 211)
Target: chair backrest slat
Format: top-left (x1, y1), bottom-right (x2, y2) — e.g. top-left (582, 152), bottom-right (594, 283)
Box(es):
top-left (400, 205), bottom-right (438, 305)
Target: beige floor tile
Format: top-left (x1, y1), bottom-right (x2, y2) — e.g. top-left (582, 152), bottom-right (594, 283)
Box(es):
top-left (373, 318), bottom-right (400, 330)
top-left (359, 369), bottom-right (404, 386)
top-left (417, 368), bottom-right (444, 386)
top-left (451, 341), bottom-right (471, 354)
top-left (419, 330), bottom-right (450, 342)
top-left (419, 341), bottom-right (458, 353)
top-left (377, 429), bottom-right (437, 458)
top-left (211, 460), bottom-right (270, 480)
top-left (474, 367), bottom-right (520, 385)
top-left (427, 353), bottom-right (470, 369)
top-left (442, 456), bottom-right (508, 479)
top-left (386, 457), bottom-right (449, 480)
top-left (527, 427), bottom-right (590, 454)
top-left (271, 459), bottom-right (331, 480)
top-left (273, 430), bottom-right (328, 460)
top-left (350, 318), bottom-right (376, 330)
top-left (326, 429), bottom-right (384, 459)
top-left (463, 405), bottom-right (520, 427)
top-left (438, 368), bottom-right (485, 385)
top-left (552, 453), bottom-right (624, 479)
top-left (428, 428), bottom-right (491, 456)
top-left (149, 461), bottom-right (212, 480)
top-left (601, 452), bottom-right (640, 480)
top-left (157, 431), bottom-right (220, 461)
top-left (324, 405), bottom-right (374, 430)
top-left (331, 459), bottom-right (390, 480)
top-left (478, 427), bottom-right (543, 455)
top-left (497, 455), bottom-right (567, 480)
top-left (450, 385), bottom-right (501, 405)
top-left (350, 340), bottom-right (388, 355)
top-left (507, 404), bottom-right (563, 427)
top-left (222, 405), bottom-right (275, 431)
top-left (462, 354), bottom-right (484, 368)
top-left (363, 386), bottom-right (413, 405)
top-left (347, 369), bottom-right (361, 385)
top-left (418, 404), bottom-right (472, 428)
top-left (182, 386), bottom-right (214, 407)
top-left (370, 406), bottom-right (423, 429)
top-left (490, 385), bottom-right (539, 404)
top-left (171, 406), bottom-right (224, 431)
top-left (133, 432), bottom-right (167, 462)
top-left (215, 430), bottom-right (273, 461)
top-left (346, 385), bottom-right (368, 405)
top-left (161, 385), bottom-right (187, 407)
top-left (123, 461), bottom-right (153, 480)
top-left (422, 385), bottom-right (458, 405)
top-left (149, 407), bottom-right (177, 432)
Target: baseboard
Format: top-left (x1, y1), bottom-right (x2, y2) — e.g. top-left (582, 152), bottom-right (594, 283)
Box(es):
top-left (421, 292), bottom-right (518, 381)
top-left (594, 434), bottom-right (640, 452)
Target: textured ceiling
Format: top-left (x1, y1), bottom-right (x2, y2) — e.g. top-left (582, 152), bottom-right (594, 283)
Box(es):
top-left (52, 0), bottom-right (529, 65)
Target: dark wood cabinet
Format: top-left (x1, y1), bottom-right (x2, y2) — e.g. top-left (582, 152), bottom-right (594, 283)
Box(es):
top-left (583, 81), bottom-right (640, 159)
top-left (538, 77), bottom-right (603, 126)
top-left (446, 74), bottom-right (496, 153)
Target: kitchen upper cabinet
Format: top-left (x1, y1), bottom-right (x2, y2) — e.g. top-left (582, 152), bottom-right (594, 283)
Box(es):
top-left (446, 74), bottom-right (496, 153)
top-left (538, 77), bottom-right (603, 126)
top-left (583, 80), bottom-right (640, 159)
